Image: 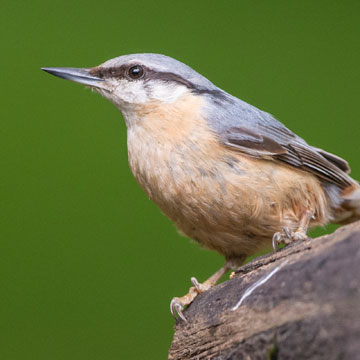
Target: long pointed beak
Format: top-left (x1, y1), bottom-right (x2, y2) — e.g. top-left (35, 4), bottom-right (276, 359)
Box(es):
top-left (41, 67), bottom-right (104, 87)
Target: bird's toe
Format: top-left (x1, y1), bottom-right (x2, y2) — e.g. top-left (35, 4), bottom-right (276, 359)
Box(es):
top-left (170, 286), bottom-right (200, 322)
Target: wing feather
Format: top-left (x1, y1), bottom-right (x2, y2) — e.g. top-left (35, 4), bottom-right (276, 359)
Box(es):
top-left (220, 124), bottom-right (352, 189)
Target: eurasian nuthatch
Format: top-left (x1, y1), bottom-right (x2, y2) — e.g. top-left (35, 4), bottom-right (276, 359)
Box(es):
top-left (42, 53), bottom-right (360, 321)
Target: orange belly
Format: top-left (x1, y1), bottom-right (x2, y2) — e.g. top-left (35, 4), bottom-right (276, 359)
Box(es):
top-left (127, 112), bottom-right (330, 258)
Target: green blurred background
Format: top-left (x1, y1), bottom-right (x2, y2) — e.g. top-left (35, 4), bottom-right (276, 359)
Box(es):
top-left (1, 1), bottom-right (359, 359)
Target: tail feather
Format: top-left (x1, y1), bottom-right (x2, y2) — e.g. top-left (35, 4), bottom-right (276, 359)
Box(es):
top-left (334, 182), bottom-right (360, 224)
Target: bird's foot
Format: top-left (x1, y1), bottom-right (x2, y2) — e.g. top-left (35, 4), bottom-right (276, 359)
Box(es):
top-left (229, 271), bottom-right (236, 279)
top-left (272, 226), bottom-right (308, 251)
top-left (170, 277), bottom-right (216, 321)
top-left (170, 286), bottom-right (199, 322)
top-left (170, 262), bottom-right (234, 321)
top-left (272, 210), bottom-right (315, 251)
top-left (190, 276), bottom-right (213, 293)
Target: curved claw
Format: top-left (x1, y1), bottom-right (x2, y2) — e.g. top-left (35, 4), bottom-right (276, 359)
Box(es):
top-left (191, 277), bottom-right (212, 292)
top-left (190, 277), bottom-right (202, 292)
top-left (283, 226), bottom-right (292, 238)
top-left (170, 298), bottom-right (187, 322)
top-left (272, 232), bottom-right (282, 252)
top-left (170, 263), bottom-right (233, 322)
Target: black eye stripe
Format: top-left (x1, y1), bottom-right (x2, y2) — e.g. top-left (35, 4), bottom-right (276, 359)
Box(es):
top-left (89, 64), bottom-right (228, 99)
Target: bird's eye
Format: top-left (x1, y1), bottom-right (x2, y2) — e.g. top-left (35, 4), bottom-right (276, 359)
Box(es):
top-left (127, 65), bottom-right (144, 80)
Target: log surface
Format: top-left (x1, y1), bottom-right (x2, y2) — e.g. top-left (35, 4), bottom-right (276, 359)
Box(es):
top-left (169, 222), bottom-right (360, 360)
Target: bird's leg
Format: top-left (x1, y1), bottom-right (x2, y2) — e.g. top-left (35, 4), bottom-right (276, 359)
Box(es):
top-left (190, 263), bottom-right (231, 292)
top-left (170, 261), bottom-right (232, 321)
top-left (272, 210), bottom-right (315, 251)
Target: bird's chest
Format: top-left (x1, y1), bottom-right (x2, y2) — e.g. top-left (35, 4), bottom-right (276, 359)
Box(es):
top-left (123, 101), bottom-right (314, 257)
top-left (125, 121), bottom-right (281, 256)
top-left (127, 125), bottom-right (178, 200)
top-left (125, 96), bottom-right (224, 216)
top-left (126, 120), bottom-right (222, 214)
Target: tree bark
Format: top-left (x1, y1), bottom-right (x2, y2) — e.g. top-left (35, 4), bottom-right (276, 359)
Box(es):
top-left (169, 221), bottom-right (360, 360)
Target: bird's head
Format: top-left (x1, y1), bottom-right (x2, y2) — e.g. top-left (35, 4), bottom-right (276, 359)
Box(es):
top-left (42, 54), bottom-right (221, 126)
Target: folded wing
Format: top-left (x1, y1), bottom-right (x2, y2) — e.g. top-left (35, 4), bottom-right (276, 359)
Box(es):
top-left (221, 124), bottom-right (351, 189)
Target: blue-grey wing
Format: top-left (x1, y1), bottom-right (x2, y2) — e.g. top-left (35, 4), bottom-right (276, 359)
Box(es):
top-left (216, 109), bottom-right (351, 189)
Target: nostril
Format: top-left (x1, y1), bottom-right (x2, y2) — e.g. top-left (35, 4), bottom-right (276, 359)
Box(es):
top-left (89, 67), bottom-right (104, 78)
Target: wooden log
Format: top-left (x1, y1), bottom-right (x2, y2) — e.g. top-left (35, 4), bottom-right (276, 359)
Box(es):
top-left (169, 221), bottom-right (360, 360)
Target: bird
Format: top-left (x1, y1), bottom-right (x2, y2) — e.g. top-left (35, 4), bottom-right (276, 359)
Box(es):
top-left (42, 53), bottom-right (360, 321)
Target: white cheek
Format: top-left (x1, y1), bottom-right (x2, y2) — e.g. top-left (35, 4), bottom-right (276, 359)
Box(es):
top-left (94, 79), bottom-right (189, 116)
top-left (115, 80), bottom-right (150, 103)
top-left (149, 82), bottom-right (188, 103)
top-left (96, 79), bottom-right (150, 106)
